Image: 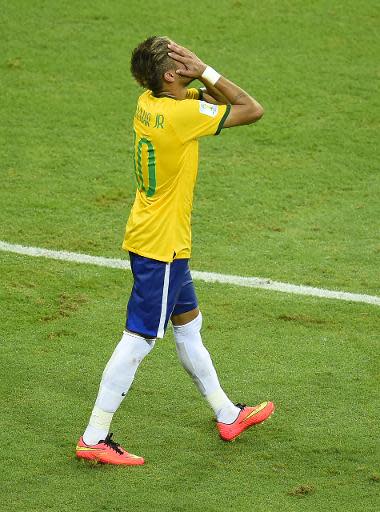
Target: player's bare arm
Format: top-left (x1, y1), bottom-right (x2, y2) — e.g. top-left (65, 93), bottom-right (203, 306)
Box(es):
top-left (199, 85), bottom-right (229, 106)
top-left (168, 42), bottom-right (264, 127)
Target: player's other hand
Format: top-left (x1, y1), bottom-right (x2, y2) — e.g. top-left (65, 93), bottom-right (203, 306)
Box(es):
top-left (168, 42), bottom-right (207, 78)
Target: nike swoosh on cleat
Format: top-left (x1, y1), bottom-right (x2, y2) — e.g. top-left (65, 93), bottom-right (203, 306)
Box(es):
top-left (240, 402), bottom-right (268, 423)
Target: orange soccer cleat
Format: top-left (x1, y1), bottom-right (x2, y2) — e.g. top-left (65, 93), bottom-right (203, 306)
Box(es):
top-left (76, 433), bottom-right (144, 465)
top-left (217, 401), bottom-right (275, 442)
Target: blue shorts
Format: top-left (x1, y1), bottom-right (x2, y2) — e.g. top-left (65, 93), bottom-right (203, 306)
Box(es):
top-left (126, 252), bottom-right (198, 338)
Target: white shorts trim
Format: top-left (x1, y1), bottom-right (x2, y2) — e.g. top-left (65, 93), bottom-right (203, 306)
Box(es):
top-left (157, 263), bottom-right (171, 338)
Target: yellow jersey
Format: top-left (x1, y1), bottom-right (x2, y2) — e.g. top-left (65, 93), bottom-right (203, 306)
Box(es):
top-left (122, 88), bottom-right (230, 262)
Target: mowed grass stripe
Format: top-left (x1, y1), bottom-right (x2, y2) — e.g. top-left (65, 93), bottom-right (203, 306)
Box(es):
top-left (1, 240), bottom-right (379, 307)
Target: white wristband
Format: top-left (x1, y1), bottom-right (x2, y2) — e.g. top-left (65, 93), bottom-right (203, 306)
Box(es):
top-left (201, 66), bottom-right (221, 86)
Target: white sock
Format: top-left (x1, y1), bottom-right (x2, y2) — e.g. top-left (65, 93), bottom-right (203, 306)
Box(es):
top-left (173, 312), bottom-right (239, 424)
top-left (83, 331), bottom-right (155, 445)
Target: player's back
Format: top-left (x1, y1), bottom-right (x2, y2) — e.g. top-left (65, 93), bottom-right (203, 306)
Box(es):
top-left (124, 88), bottom-right (229, 262)
top-left (133, 89), bottom-right (199, 199)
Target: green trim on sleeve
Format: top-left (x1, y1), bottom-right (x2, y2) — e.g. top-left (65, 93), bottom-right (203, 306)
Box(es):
top-left (215, 104), bottom-right (231, 135)
top-left (197, 88), bottom-right (204, 100)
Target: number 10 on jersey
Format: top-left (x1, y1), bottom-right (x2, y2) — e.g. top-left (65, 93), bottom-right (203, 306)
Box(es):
top-left (133, 131), bottom-right (157, 197)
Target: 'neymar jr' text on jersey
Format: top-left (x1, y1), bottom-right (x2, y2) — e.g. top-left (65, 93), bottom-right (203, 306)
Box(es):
top-left (123, 88), bottom-right (231, 262)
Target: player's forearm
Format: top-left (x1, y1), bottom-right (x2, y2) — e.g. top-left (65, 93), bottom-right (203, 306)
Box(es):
top-left (199, 84), bottom-right (229, 105)
top-left (210, 74), bottom-right (264, 124)
top-left (201, 64), bottom-right (263, 120)
top-left (212, 75), bottom-right (262, 110)
top-left (200, 76), bottom-right (262, 117)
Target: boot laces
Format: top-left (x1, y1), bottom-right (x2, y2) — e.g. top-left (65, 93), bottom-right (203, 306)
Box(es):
top-left (102, 433), bottom-right (124, 455)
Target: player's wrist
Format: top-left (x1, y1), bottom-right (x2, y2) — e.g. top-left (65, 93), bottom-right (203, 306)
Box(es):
top-left (198, 63), bottom-right (207, 75)
top-left (201, 66), bottom-right (221, 86)
top-left (192, 62), bottom-right (207, 79)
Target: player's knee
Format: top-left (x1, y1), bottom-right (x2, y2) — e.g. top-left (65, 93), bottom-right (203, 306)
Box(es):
top-left (172, 311), bottom-right (202, 340)
top-left (171, 306), bottom-right (200, 326)
top-left (105, 332), bottom-right (155, 373)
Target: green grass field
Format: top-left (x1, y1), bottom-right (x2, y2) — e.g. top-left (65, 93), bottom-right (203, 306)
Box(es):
top-left (1, 1), bottom-right (379, 511)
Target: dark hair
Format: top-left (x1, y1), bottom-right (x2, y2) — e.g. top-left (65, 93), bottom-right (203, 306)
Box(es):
top-left (130, 36), bottom-right (174, 95)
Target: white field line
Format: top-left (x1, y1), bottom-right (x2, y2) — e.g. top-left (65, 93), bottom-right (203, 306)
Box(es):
top-left (1, 240), bottom-right (379, 307)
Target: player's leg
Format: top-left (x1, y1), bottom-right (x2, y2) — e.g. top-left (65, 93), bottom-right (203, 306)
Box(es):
top-left (82, 331), bottom-right (155, 446)
top-left (171, 266), bottom-right (240, 424)
top-left (172, 309), bottom-right (241, 423)
top-left (171, 266), bottom-right (275, 441)
top-left (77, 330), bottom-right (154, 465)
top-left (77, 253), bottom-right (170, 464)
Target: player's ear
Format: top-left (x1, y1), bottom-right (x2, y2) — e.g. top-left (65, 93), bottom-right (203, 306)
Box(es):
top-left (163, 70), bottom-right (176, 83)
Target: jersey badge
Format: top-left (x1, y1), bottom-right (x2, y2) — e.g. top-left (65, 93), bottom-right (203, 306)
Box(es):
top-left (199, 101), bottom-right (218, 118)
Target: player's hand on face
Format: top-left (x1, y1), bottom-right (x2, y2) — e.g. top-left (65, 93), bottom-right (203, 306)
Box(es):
top-left (168, 42), bottom-right (207, 78)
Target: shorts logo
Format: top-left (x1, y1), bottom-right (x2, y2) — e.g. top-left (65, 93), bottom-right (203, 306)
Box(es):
top-left (199, 101), bottom-right (218, 118)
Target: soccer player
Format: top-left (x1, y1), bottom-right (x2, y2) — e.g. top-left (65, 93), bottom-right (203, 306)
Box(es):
top-left (76, 36), bottom-right (275, 465)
